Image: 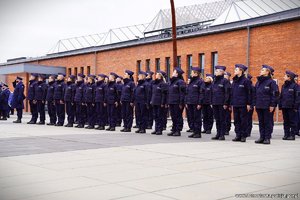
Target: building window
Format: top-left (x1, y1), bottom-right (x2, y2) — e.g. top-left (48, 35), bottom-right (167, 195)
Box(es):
top-left (187, 55), bottom-right (193, 77)
top-left (199, 53), bottom-right (205, 75)
top-left (80, 67), bottom-right (84, 74)
top-left (211, 52), bottom-right (218, 74)
top-left (68, 68), bottom-right (72, 76)
top-left (137, 60), bottom-right (142, 73)
top-left (155, 58), bottom-right (160, 71)
top-left (177, 56), bottom-right (181, 68)
top-left (165, 57), bottom-right (171, 81)
top-left (74, 67), bottom-right (78, 75)
top-left (146, 59), bottom-right (150, 72)
top-left (87, 66), bottom-right (91, 75)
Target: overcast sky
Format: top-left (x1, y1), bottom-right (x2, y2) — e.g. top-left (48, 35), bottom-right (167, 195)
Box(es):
top-left (0, 0), bottom-right (217, 63)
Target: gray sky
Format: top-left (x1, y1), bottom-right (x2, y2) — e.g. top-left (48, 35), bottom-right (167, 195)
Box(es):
top-left (0, 0), bottom-right (216, 63)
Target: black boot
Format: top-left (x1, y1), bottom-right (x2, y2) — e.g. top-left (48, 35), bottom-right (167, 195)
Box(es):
top-left (232, 137), bottom-right (241, 142)
top-left (167, 131), bottom-right (174, 136)
top-left (211, 136), bottom-right (219, 140)
top-left (106, 127), bottom-right (112, 131)
top-left (85, 125), bottom-right (94, 129)
top-left (139, 129), bottom-right (146, 134)
top-left (188, 133), bottom-right (195, 138)
top-left (64, 124), bottom-right (73, 127)
top-left (286, 136), bottom-right (295, 140)
top-left (193, 133), bottom-right (201, 138)
top-left (47, 122), bottom-right (55, 126)
top-left (263, 139), bottom-right (271, 145)
top-left (37, 121), bottom-right (45, 125)
top-left (187, 129), bottom-right (193, 133)
top-left (240, 137), bottom-right (246, 142)
top-left (13, 119), bottom-right (21, 123)
top-left (219, 136), bottom-right (225, 140)
top-left (255, 138), bottom-right (264, 144)
top-left (135, 129), bottom-right (141, 133)
top-left (156, 131), bottom-right (162, 135)
top-left (76, 124), bottom-right (84, 128)
top-left (151, 131), bottom-right (157, 135)
top-left (120, 128), bottom-right (126, 132)
top-left (109, 127), bottom-right (116, 131)
top-left (27, 121), bottom-right (36, 124)
top-left (172, 131), bottom-right (181, 137)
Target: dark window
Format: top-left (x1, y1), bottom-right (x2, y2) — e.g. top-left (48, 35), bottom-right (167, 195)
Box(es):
top-left (74, 67), bottom-right (78, 75)
top-left (87, 66), bottom-right (91, 75)
top-left (80, 67), bottom-right (84, 74)
top-left (199, 53), bottom-right (205, 75)
top-left (187, 55), bottom-right (193, 77)
top-left (68, 68), bottom-right (72, 76)
top-left (211, 52), bottom-right (218, 74)
top-left (155, 58), bottom-right (160, 71)
top-left (137, 60), bottom-right (142, 73)
top-left (165, 57), bottom-right (171, 81)
top-left (146, 59), bottom-right (150, 72)
top-left (177, 56), bottom-right (181, 68)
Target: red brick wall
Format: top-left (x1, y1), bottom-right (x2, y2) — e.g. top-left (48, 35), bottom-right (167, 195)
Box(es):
top-left (6, 19), bottom-right (299, 121)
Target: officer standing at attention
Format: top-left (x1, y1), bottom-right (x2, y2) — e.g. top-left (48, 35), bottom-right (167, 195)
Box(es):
top-left (211, 66), bottom-right (231, 140)
top-left (85, 75), bottom-right (96, 129)
top-left (254, 65), bottom-right (279, 145)
top-left (120, 70), bottom-right (135, 132)
top-left (224, 71), bottom-right (232, 135)
top-left (11, 76), bottom-right (25, 123)
top-left (231, 64), bottom-right (252, 142)
top-left (94, 74), bottom-right (107, 130)
top-left (0, 84), bottom-right (10, 120)
top-left (46, 75), bottom-right (57, 126)
top-left (54, 73), bottom-right (66, 126)
top-left (64, 75), bottom-right (76, 127)
top-left (105, 72), bottom-right (120, 131)
top-left (134, 71), bottom-right (151, 134)
top-left (74, 74), bottom-right (86, 128)
top-left (145, 71), bottom-right (154, 129)
top-left (150, 70), bottom-right (168, 135)
top-left (279, 71), bottom-right (299, 141)
top-left (167, 67), bottom-right (186, 137)
top-left (116, 76), bottom-right (123, 127)
top-left (34, 74), bottom-right (48, 125)
top-left (186, 67), bottom-right (205, 138)
top-left (27, 73), bottom-right (38, 124)
top-left (202, 74), bottom-right (214, 134)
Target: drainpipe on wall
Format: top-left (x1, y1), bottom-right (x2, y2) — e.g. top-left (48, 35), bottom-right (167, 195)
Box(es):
top-left (94, 51), bottom-right (97, 75)
top-left (246, 26), bottom-right (250, 70)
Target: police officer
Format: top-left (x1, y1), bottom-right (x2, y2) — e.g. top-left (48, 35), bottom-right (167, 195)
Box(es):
top-left (27, 73), bottom-right (38, 124)
top-left (85, 75), bottom-right (96, 129)
top-left (46, 75), bottom-right (57, 126)
top-left (231, 64), bottom-right (252, 142)
top-left (211, 66), bottom-right (231, 140)
top-left (105, 72), bottom-right (120, 131)
top-left (74, 74), bottom-right (86, 128)
top-left (120, 70), bottom-right (135, 132)
top-left (94, 74), bottom-right (107, 130)
top-left (134, 71), bottom-right (151, 134)
top-left (146, 71), bottom-right (154, 129)
top-left (116, 76), bottom-right (123, 127)
top-left (0, 84), bottom-right (10, 120)
top-left (54, 73), bottom-right (66, 126)
top-left (254, 65), bottom-right (279, 145)
top-left (64, 75), bottom-right (76, 127)
top-left (34, 74), bottom-right (48, 125)
top-left (246, 74), bottom-right (255, 137)
top-left (279, 71), bottom-right (299, 141)
top-left (185, 78), bottom-right (193, 133)
top-left (202, 74), bottom-right (214, 134)
top-left (167, 67), bottom-right (186, 137)
top-left (150, 70), bottom-right (168, 135)
top-left (224, 71), bottom-right (232, 135)
top-left (11, 77), bottom-right (25, 123)
top-left (186, 67), bottom-right (205, 138)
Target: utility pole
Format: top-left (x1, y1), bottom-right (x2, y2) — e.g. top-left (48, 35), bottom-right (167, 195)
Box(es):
top-left (170, 0), bottom-right (178, 69)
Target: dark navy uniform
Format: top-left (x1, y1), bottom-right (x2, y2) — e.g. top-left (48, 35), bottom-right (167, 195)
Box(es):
top-left (105, 75), bottom-right (120, 131)
top-left (134, 72), bottom-right (151, 133)
top-left (11, 77), bottom-right (25, 123)
top-left (246, 74), bottom-right (255, 137)
top-left (27, 78), bottom-right (38, 123)
top-left (167, 68), bottom-right (186, 136)
top-left (94, 75), bottom-right (107, 130)
top-left (279, 71), bottom-right (299, 140)
top-left (64, 78), bottom-right (76, 127)
top-left (34, 79), bottom-right (48, 124)
top-left (211, 66), bottom-right (231, 140)
top-left (53, 78), bottom-right (66, 126)
top-left (46, 79), bottom-right (56, 125)
top-left (120, 71), bottom-right (135, 132)
top-left (150, 74), bottom-right (168, 135)
top-left (146, 71), bottom-right (154, 129)
top-left (116, 79), bottom-right (123, 127)
top-left (74, 76), bottom-right (86, 128)
top-left (224, 72), bottom-right (232, 135)
top-left (186, 67), bottom-right (205, 138)
top-left (0, 86), bottom-right (10, 119)
top-left (231, 65), bottom-right (252, 142)
top-left (85, 78), bottom-right (96, 129)
top-left (202, 74), bottom-right (214, 134)
top-left (254, 65), bottom-right (279, 144)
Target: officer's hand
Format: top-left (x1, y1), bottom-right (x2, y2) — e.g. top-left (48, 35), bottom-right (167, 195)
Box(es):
top-left (42, 101), bottom-right (45, 104)
top-left (33, 100), bottom-right (37, 104)
top-left (104, 103), bottom-right (107, 107)
top-left (81, 103), bottom-right (85, 105)
top-left (223, 105), bottom-right (228, 110)
top-left (179, 105), bottom-right (183, 109)
top-left (197, 105), bottom-right (201, 110)
top-left (120, 102), bottom-right (122, 105)
top-left (165, 105), bottom-right (168, 108)
top-left (269, 107), bottom-right (275, 112)
top-left (60, 100), bottom-right (64, 104)
top-left (161, 105), bottom-right (164, 108)
top-left (247, 105), bottom-right (251, 112)
top-left (115, 102), bottom-right (118, 107)
top-left (130, 103), bottom-right (134, 107)
top-left (228, 106), bottom-right (232, 111)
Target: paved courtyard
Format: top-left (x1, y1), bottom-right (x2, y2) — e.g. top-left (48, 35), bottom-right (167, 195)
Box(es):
top-left (0, 114), bottom-right (299, 200)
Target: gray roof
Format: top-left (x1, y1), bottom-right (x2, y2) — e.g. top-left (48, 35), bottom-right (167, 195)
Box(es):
top-left (0, 63), bottom-right (66, 75)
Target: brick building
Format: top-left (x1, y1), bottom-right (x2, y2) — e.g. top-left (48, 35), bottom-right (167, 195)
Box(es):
top-left (0, 0), bottom-right (299, 122)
